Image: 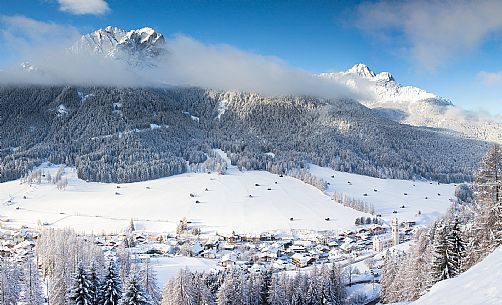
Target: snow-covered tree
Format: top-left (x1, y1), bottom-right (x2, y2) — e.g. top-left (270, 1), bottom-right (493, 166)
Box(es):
top-left (161, 269), bottom-right (197, 305)
top-left (430, 221), bottom-right (451, 284)
top-left (455, 183), bottom-right (474, 204)
top-left (68, 265), bottom-right (94, 305)
top-left (139, 261), bottom-right (162, 305)
top-left (0, 259), bottom-right (22, 305)
top-left (121, 275), bottom-right (152, 305)
top-left (19, 258), bottom-right (45, 305)
top-left (101, 262), bottom-right (122, 305)
top-left (467, 144), bottom-right (502, 267)
top-left (89, 263), bottom-right (102, 305)
top-left (267, 274), bottom-right (286, 305)
top-left (446, 217), bottom-right (466, 277)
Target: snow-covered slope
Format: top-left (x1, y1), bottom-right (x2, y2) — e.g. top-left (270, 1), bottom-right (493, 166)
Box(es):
top-left (309, 165), bottom-right (456, 225)
top-left (319, 64), bottom-right (502, 143)
top-left (413, 247), bottom-right (502, 305)
top-left (0, 163), bottom-right (457, 234)
top-left (70, 26), bottom-right (166, 67)
top-left (0, 164), bottom-right (368, 234)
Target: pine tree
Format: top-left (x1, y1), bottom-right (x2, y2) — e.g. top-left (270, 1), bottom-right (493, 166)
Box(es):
top-left (121, 275), bottom-right (152, 305)
top-left (89, 264), bottom-right (102, 305)
top-left (101, 262), bottom-right (122, 305)
top-left (380, 250), bottom-right (402, 303)
top-left (68, 265), bottom-right (94, 305)
top-left (128, 219), bottom-right (136, 233)
top-left (430, 221), bottom-right (452, 284)
top-left (194, 275), bottom-right (216, 305)
top-left (446, 217), bottom-right (466, 277)
top-left (216, 268), bottom-right (242, 305)
top-left (323, 263), bottom-right (344, 305)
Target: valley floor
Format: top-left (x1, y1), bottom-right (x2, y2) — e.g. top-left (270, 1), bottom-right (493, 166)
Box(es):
top-left (0, 163), bottom-right (456, 234)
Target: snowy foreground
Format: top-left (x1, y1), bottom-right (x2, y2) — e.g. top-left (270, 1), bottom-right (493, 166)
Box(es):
top-left (412, 247), bottom-right (502, 305)
top-left (0, 164), bottom-right (456, 234)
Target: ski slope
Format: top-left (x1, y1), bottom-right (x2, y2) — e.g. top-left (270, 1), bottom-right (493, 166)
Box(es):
top-left (0, 164), bottom-right (367, 234)
top-left (309, 165), bottom-right (457, 225)
top-left (413, 247), bottom-right (502, 305)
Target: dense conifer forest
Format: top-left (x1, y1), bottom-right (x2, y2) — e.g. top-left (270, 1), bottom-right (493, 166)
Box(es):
top-left (0, 86), bottom-right (488, 184)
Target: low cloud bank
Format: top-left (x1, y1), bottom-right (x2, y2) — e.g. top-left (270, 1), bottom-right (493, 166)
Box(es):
top-left (0, 16), bottom-right (364, 100)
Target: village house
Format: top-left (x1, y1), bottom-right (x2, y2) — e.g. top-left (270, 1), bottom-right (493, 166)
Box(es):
top-left (218, 232), bottom-right (241, 244)
top-left (220, 253), bottom-right (237, 267)
top-left (291, 253), bottom-right (315, 268)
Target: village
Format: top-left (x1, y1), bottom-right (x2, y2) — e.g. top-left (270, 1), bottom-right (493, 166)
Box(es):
top-left (0, 215), bottom-right (417, 273)
top-left (99, 216), bottom-right (416, 276)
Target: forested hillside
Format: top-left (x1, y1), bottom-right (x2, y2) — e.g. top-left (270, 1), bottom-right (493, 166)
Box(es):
top-left (0, 86), bottom-right (488, 183)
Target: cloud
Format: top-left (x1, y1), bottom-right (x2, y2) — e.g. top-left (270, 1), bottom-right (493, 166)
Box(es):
top-left (159, 35), bottom-right (362, 98)
top-left (0, 16), bottom-right (363, 101)
top-left (477, 71), bottom-right (502, 86)
top-left (58, 0), bottom-right (110, 16)
top-left (353, 0), bottom-right (502, 71)
top-left (0, 15), bottom-right (80, 53)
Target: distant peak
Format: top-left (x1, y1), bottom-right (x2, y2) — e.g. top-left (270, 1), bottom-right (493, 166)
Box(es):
top-left (375, 71), bottom-right (394, 82)
top-left (347, 63), bottom-right (376, 79)
top-left (125, 27), bottom-right (164, 44)
top-left (137, 27), bottom-right (156, 34)
top-left (71, 26), bottom-right (166, 67)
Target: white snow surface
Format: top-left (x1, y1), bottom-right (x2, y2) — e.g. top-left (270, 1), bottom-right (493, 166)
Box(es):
top-left (217, 99), bottom-right (228, 120)
top-left (77, 92), bottom-right (94, 103)
top-left (413, 247), bottom-right (502, 305)
top-left (309, 165), bottom-right (456, 224)
top-left (0, 162), bottom-right (457, 234)
top-left (152, 256), bottom-right (218, 286)
top-left (0, 164), bottom-right (369, 234)
top-left (57, 104), bottom-right (68, 115)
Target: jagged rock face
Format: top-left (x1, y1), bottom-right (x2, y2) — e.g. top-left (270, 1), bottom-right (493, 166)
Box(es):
top-left (70, 26), bottom-right (166, 67)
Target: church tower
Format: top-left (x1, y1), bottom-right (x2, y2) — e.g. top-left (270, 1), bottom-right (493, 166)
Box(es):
top-left (391, 217), bottom-right (399, 246)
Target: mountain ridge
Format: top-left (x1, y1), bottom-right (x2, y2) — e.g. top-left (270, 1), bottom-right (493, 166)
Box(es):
top-left (70, 25), bottom-right (166, 67)
top-left (320, 63), bottom-right (502, 143)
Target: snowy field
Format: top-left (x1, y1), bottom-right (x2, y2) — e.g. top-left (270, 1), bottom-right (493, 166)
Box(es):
top-left (0, 162), bottom-right (458, 234)
top-left (0, 164), bottom-right (368, 234)
top-left (150, 256), bottom-right (218, 286)
top-left (413, 247), bottom-right (502, 305)
top-left (309, 165), bottom-right (457, 225)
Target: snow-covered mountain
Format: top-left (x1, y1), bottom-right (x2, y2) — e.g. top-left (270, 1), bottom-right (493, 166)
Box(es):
top-left (18, 25), bottom-right (502, 144)
top-left (70, 26), bottom-right (166, 67)
top-left (320, 63), bottom-right (453, 106)
top-left (319, 64), bottom-right (502, 143)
